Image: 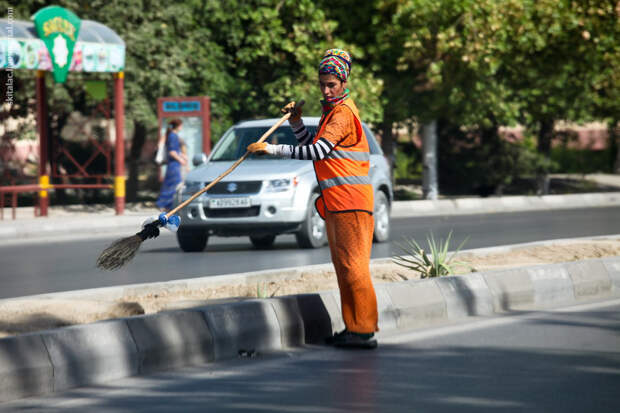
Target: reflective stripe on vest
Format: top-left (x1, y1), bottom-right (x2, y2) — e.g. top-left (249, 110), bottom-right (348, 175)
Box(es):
top-left (319, 174), bottom-right (371, 190)
top-left (313, 98), bottom-right (373, 216)
top-left (327, 150), bottom-right (370, 162)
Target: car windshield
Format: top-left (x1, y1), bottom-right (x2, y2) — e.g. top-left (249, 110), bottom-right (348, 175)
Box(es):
top-left (210, 126), bottom-right (317, 161)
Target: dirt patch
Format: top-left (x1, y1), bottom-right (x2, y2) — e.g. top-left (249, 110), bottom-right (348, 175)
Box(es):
top-left (0, 300), bottom-right (145, 338)
top-left (1, 238), bottom-right (619, 338)
top-left (457, 241), bottom-right (620, 272)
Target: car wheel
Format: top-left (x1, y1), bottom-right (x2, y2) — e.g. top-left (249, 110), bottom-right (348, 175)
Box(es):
top-left (373, 191), bottom-right (390, 243)
top-left (249, 235), bottom-right (276, 249)
top-left (176, 227), bottom-right (208, 252)
top-left (296, 193), bottom-right (327, 249)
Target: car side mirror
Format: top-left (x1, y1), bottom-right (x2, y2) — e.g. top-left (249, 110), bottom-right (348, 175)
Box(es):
top-left (192, 153), bottom-right (207, 166)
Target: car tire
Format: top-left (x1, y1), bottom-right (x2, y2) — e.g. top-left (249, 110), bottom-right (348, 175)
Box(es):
top-left (249, 235), bottom-right (276, 249)
top-left (176, 227), bottom-right (208, 252)
top-left (296, 192), bottom-right (327, 249)
top-left (373, 190), bottom-right (390, 243)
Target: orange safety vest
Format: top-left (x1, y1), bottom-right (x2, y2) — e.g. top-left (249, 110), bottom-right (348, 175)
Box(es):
top-left (313, 98), bottom-right (374, 219)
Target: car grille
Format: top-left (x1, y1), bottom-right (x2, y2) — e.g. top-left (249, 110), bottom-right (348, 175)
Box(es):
top-left (205, 181), bottom-right (262, 195)
top-left (204, 206), bottom-right (261, 218)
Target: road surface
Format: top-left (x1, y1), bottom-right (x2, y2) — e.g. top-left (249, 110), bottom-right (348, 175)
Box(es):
top-left (2, 298), bottom-right (619, 412)
top-left (0, 206), bottom-right (619, 298)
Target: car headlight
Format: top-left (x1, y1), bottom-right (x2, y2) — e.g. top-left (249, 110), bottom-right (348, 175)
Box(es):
top-left (265, 178), bottom-right (296, 192)
top-left (183, 181), bottom-right (203, 195)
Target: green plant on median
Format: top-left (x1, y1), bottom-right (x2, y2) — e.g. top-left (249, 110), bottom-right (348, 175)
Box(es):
top-left (392, 231), bottom-right (469, 278)
top-left (256, 282), bottom-right (280, 299)
top-left (256, 283), bottom-right (266, 299)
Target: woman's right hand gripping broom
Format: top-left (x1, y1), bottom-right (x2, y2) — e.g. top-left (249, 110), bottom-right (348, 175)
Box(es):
top-left (281, 101), bottom-right (303, 122)
top-left (247, 100), bottom-right (305, 155)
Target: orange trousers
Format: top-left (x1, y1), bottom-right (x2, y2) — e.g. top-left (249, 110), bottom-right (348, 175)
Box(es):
top-left (325, 210), bottom-right (378, 333)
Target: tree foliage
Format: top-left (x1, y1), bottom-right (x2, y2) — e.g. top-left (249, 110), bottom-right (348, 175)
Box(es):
top-left (2, 0), bottom-right (382, 137)
top-left (325, 0), bottom-right (619, 192)
top-left (2, 0), bottom-right (619, 198)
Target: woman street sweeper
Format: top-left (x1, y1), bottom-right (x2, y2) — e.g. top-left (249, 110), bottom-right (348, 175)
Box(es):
top-left (247, 49), bottom-right (379, 349)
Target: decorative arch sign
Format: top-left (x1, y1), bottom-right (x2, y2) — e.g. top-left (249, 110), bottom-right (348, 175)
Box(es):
top-left (33, 6), bottom-right (81, 83)
top-left (0, 7), bottom-right (127, 216)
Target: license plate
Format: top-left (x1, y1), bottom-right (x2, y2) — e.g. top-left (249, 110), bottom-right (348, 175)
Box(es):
top-left (208, 197), bottom-right (251, 209)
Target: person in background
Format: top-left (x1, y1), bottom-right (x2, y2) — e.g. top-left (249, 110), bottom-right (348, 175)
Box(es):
top-left (156, 118), bottom-right (187, 211)
top-left (246, 49), bottom-right (378, 349)
top-left (178, 137), bottom-right (190, 179)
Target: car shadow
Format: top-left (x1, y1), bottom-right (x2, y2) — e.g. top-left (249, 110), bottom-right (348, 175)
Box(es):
top-left (143, 240), bottom-right (325, 254)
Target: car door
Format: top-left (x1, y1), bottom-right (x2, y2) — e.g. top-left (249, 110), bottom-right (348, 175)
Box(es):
top-left (363, 124), bottom-right (388, 190)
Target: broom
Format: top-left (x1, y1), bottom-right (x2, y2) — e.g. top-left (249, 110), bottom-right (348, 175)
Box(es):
top-left (96, 100), bottom-right (304, 271)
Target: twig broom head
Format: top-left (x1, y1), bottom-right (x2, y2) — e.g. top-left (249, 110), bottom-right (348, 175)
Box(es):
top-left (96, 222), bottom-right (160, 271)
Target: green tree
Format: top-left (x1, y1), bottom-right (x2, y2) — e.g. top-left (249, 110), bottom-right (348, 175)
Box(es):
top-left (327, 0), bottom-right (620, 193)
top-left (200, 0), bottom-right (382, 124)
top-left (485, 0), bottom-right (620, 192)
top-left (2, 0), bottom-right (382, 202)
top-left (3, 0), bottom-right (226, 200)
top-left (584, 2), bottom-right (620, 172)
top-left (324, 0), bottom-right (525, 174)
top-left (5, 0), bottom-right (618, 203)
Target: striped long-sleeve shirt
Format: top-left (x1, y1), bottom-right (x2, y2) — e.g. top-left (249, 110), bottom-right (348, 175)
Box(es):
top-left (268, 120), bottom-right (333, 160)
top-left (268, 109), bottom-right (358, 160)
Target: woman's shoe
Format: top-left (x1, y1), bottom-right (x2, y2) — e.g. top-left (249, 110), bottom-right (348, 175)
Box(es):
top-left (325, 329), bottom-right (347, 345)
top-left (327, 330), bottom-right (378, 349)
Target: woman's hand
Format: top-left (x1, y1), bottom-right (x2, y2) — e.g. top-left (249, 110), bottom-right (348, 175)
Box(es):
top-left (246, 142), bottom-right (269, 154)
top-left (181, 153), bottom-right (189, 170)
top-left (281, 101), bottom-right (302, 123)
top-left (169, 150), bottom-right (187, 165)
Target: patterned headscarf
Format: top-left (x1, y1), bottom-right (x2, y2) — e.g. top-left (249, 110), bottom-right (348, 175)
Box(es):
top-left (318, 49), bottom-right (352, 82)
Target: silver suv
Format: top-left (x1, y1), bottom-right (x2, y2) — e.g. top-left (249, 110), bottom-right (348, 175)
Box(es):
top-left (173, 117), bottom-right (392, 251)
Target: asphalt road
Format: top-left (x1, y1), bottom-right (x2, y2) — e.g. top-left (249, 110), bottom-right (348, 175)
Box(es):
top-left (0, 206), bottom-right (619, 299)
top-left (3, 298), bottom-right (619, 412)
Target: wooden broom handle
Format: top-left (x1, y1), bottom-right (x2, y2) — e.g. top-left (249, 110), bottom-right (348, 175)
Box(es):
top-left (166, 100), bottom-right (305, 218)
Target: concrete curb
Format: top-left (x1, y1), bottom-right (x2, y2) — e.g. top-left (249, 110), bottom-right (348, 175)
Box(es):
top-left (1, 255), bottom-right (619, 403)
top-left (125, 310), bottom-right (214, 375)
top-left (390, 192), bottom-right (620, 217)
top-left (1, 192), bottom-right (619, 242)
top-left (41, 320), bottom-right (138, 393)
top-left (199, 300), bottom-right (282, 360)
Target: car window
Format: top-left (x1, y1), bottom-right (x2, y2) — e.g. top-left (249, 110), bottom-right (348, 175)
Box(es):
top-left (363, 125), bottom-right (382, 155)
top-left (211, 126), bottom-right (318, 161)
